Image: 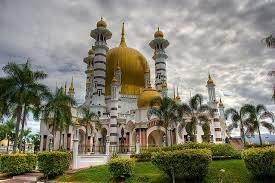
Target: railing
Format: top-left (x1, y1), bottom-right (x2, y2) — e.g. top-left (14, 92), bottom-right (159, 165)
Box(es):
top-left (77, 145), bottom-right (136, 154)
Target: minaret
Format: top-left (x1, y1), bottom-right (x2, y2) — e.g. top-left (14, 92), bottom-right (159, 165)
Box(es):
top-left (149, 27), bottom-right (169, 92)
top-left (83, 49), bottom-right (95, 106)
top-left (109, 76), bottom-right (119, 145)
top-left (218, 98), bottom-right (225, 119)
top-left (68, 77), bottom-right (75, 99)
top-left (206, 73), bottom-right (216, 107)
top-left (90, 18), bottom-right (112, 116)
top-left (144, 62), bottom-right (150, 89)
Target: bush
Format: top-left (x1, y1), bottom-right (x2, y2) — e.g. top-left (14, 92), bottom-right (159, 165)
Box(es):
top-left (144, 142), bottom-right (240, 159)
top-left (242, 147), bottom-right (274, 177)
top-left (245, 144), bottom-right (271, 149)
top-left (0, 154), bottom-right (37, 175)
top-left (152, 149), bottom-right (212, 180)
top-left (37, 151), bottom-right (71, 178)
top-left (135, 151), bottom-right (152, 162)
top-left (108, 157), bottom-right (135, 178)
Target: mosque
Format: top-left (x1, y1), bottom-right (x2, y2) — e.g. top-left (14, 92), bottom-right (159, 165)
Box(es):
top-left (39, 18), bottom-right (227, 153)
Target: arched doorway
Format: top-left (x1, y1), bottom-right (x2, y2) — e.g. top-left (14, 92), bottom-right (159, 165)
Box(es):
top-left (98, 128), bottom-right (107, 153)
top-left (78, 129), bottom-right (85, 154)
top-left (147, 126), bottom-right (166, 147)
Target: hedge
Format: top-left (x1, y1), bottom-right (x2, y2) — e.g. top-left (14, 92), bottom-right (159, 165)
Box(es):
top-left (0, 154), bottom-right (37, 175)
top-left (242, 147), bottom-right (275, 177)
top-left (152, 149), bottom-right (212, 180)
top-left (135, 151), bottom-right (152, 162)
top-left (37, 151), bottom-right (71, 178)
top-left (108, 157), bottom-right (135, 178)
top-left (144, 142), bottom-right (240, 159)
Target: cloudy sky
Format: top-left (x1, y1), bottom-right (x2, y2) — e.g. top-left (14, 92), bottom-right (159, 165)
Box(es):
top-left (0, 0), bottom-right (275, 132)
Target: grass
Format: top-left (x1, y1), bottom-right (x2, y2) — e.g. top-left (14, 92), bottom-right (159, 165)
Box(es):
top-left (57, 159), bottom-right (275, 183)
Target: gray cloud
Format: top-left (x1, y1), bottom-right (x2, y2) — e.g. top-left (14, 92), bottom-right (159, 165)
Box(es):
top-left (0, 0), bottom-right (274, 110)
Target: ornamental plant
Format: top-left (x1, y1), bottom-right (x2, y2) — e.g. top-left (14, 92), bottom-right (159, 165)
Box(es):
top-left (152, 149), bottom-right (212, 182)
top-left (135, 151), bottom-right (152, 162)
top-left (108, 157), bottom-right (135, 178)
top-left (37, 151), bottom-right (71, 179)
top-left (0, 154), bottom-right (37, 175)
top-left (242, 147), bottom-right (274, 177)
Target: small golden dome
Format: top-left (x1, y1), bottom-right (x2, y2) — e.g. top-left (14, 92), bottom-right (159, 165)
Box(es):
top-left (112, 76), bottom-right (117, 83)
top-left (207, 74), bottom-right (214, 85)
top-left (137, 88), bottom-right (162, 109)
top-left (97, 17), bottom-right (107, 28)
top-left (69, 77), bottom-right (74, 92)
top-left (154, 27), bottom-right (164, 38)
top-left (161, 82), bottom-right (167, 89)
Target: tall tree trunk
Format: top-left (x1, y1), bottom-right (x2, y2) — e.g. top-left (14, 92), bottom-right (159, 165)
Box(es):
top-left (59, 129), bottom-right (62, 150)
top-left (13, 105), bottom-right (22, 153)
top-left (19, 105), bottom-right (27, 153)
top-left (165, 127), bottom-right (168, 146)
top-left (52, 123), bottom-right (56, 151)
top-left (258, 124), bottom-right (262, 146)
top-left (240, 121), bottom-right (246, 145)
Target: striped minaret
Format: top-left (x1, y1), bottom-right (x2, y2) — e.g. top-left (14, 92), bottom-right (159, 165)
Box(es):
top-left (213, 101), bottom-right (222, 143)
top-left (149, 27), bottom-right (169, 92)
top-left (206, 73), bottom-right (216, 107)
top-left (90, 18), bottom-right (112, 116)
top-left (109, 76), bottom-right (119, 145)
top-left (144, 62), bottom-right (150, 89)
top-left (83, 49), bottom-right (95, 106)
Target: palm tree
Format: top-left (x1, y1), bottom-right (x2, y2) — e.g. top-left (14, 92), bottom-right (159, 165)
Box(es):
top-left (79, 105), bottom-right (99, 153)
top-left (242, 104), bottom-right (275, 146)
top-left (36, 87), bottom-right (75, 150)
top-left (29, 133), bottom-right (40, 153)
top-left (178, 94), bottom-right (210, 142)
top-left (147, 97), bottom-right (179, 146)
top-left (0, 61), bottom-right (49, 153)
top-left (225, 106), bottom-right (251, 145)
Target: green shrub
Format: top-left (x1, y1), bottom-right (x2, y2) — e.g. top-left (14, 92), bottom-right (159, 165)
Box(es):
top-left (37, 151), bottom-right (71, 178)
top-left (152, 149), bottom-right (212, 180)
top-left (144, 142), bottom-right (240, 159)
top-left (0, 154), bottom-right (37, 175)
top-left (245, 144), bottom-right (271, 149)
top-left (108, 157), bottom-right (135, 178)
top-left (242, 147), bottom-right (274, 177)
top-left (135, 151), bottom-right (152, 162)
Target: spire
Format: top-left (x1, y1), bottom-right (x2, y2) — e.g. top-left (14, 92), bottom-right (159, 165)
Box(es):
top-left (116, 60), bottom-right (120, 70)
top-left (69, 76), bottom-right (75, 93)
top-left (207, 73), bottom-right (214, 85)
top-left (120, 22), bottom-right (127, 47)
top-left (64, 81), bottom-right (67, 94)
top-left (219, 98), bottom-right (224, 107)
top-left (173, 87), bottom-right (176, 100)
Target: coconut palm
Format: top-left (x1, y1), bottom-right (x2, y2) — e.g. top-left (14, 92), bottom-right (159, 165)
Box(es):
top-left (178, 94), bottom-right (210, 142)
top-left (225, 106), bottom-right (251, 145)
top-left (36, 87), bottom-right (75, 150)
top-left (0, 61), bottom-right (49, 153)
top-left (147, 97), bottom-right (179, 146)
top-left (79, 105), bottom-right (99, 153)
top-left (242, 104), bottom-right (275, 146)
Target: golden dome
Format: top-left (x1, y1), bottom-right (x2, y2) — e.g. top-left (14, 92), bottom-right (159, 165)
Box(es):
top-left (137, 88), bottom-right (162, 108)
top-left (207, 74), bottom-right (214, 85)
top-left (154, 27), bottom-right (164, 38)
top-left (97, 17), bottom-right (107, 28)
top-left (219, 98), bottom-right (224, 107)
top-left (105, 23), bottom-right (148, 96)
top-left (112, 76), bottom-right (117, 83)
top-left (161, 82), bottom-right (167, 89)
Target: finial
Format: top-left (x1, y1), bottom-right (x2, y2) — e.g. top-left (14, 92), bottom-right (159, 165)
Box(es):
top-left (158, 26), bottom-right (160, 31)
top-left (173, 87), bottom-right (176, 100)
top-left (120, 22), bottom-right (127, 47)
top-left (116, 60), bottom-right (120, 70)
top-left (64, 81), bottom-right (67, 94)
top-left (207, 72), bottom-right (214, 85)
top-left (176, 87), bottom-right (181, 100)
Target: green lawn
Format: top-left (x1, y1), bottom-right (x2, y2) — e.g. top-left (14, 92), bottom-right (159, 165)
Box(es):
top-left (57, 160), bottom-right (275, 183)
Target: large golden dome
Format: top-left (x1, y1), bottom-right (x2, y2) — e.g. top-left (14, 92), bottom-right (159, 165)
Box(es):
top-left (105, 23), bottom-right (148, 96)
top-left (137, 87), bottom-right (162, 109)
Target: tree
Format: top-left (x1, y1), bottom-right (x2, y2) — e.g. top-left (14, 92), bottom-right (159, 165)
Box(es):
top-left (79, 105), bottom-right (99, 153)
top-left (37, 87), bottom-right (75, 150)
top-left (178, 94), bottom-right (210, 142)
top-left (29, 133), bottom-right (40, 153)
top-left (225, 106), bottom-right (251, 145)
top-left (147, 97), bottom-right (179, 146)
top-left (242, 104), bottom-right (275, 146)
top-left (0, 61), bottom-right (49, 153)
